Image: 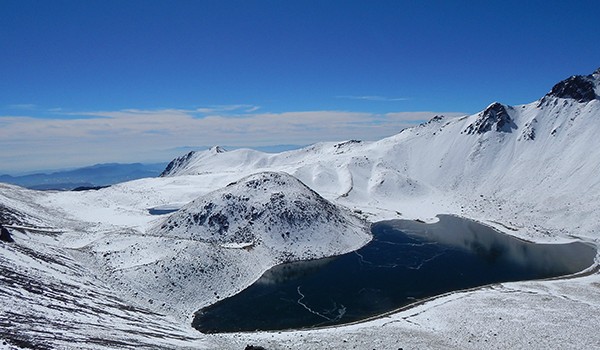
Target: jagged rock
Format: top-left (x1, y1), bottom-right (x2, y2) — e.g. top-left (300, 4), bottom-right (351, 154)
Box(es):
top-left (546, 75), bottom-right (596, 103)
top-left (428, 115), bottom-right (445, 123)
top-left (419, 115), bottom-right (445, 128)
top-left (464, 103), bottom-right (517, 135)
top-left (160, 151), bottom-right (196, 177)
top-left (519, 119), bottom-right (537, 141)
top-left (0, 225), bottom-right (14, 243)
top-left (209, 145), bottom-right (227, 154)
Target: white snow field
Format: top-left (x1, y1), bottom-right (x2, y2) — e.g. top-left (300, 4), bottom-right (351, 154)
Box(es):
top-left (2, 68), bottom-right (600, 349)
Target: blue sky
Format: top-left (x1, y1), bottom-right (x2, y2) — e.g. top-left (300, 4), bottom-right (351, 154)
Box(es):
top-left (1, 0), bottom-right (600, 173)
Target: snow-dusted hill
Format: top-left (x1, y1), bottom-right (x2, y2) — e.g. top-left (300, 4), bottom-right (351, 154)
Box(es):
top-left (150, 172), bottom-right (367, 259)
top-left (2, 68), bottom-right (600, 349)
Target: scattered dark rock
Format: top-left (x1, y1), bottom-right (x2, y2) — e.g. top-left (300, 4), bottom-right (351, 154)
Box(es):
top-left (334, 140), bottom-right (362, 149)
top-left (464, 102), bottom-right (517, 135)
top-left (546, 75), bottom-right (597, 103)
top-left (0, 225), bottom-right (14, 243)
top-left (420, 115), bottom-right (445, 127)
top-left (519, 118), bottom-right (537, 141)
top-left (334, 140), bottom-right (362, 154)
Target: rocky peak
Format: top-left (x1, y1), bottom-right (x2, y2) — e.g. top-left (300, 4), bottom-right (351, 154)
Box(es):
top-left (160, 151), bottom-right (196, 177)
top-left (545, 75), bottom-right (597, 103)
top-left (209, 145), bottom-right (227, 154)
top-left (464, 102), bottom-right (516, 135)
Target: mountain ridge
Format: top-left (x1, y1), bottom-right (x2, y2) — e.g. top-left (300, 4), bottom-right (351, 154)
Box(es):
top-left (159, 68), bottom-right (600, 237)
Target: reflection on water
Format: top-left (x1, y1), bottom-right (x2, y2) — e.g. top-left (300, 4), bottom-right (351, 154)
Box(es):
top-left (193, 215), bottom-right (596, 333)
top-left (387, 215), bottom-right (595, 276)
top-left (256, 257), bottom-right (336, 285)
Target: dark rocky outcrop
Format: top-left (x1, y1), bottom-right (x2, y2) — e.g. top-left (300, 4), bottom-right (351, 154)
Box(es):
top-left (546, 75), bottom-right (597, 103)
top-left (0, 204), bottom-right (25, 226)
top-left (520, 119), bottom-right (537, 141)
top-left (1, 225), bottom-right (14, 243)
top-left (464, 103), bottom-right (517, 135)
top-left (160, 151), bottom-right (196, 177)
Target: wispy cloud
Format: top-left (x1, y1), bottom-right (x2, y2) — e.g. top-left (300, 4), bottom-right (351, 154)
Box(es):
top-left (6, 103), bottom-right (37, 110)
top-left (0, 108), bottom-right (463, 173)
top-left (194, 104), bottom-right (260, 114)
top-left (336, 95), bottom-right (411, 102)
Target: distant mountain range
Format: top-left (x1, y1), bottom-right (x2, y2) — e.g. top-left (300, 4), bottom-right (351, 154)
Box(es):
top-left (0, 162), bottom-right (167, 190)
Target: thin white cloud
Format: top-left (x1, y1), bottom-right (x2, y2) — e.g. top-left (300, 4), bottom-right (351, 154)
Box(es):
top-left (194, 104), bottom-right (260, 114)
top-left (6, 104), bottom-right (37, 110)
top-left (0, 108), bottom-right (463, 173)
top-left (384, 111), bottom-right (464, 122)
top-left (336, 95), bottom-right (411, 102)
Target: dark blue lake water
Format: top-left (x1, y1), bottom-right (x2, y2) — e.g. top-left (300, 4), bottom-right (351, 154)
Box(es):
top-left (193, 215), bottom-right (596, 333)
top-left (148, 207), bottom-right (179, 215)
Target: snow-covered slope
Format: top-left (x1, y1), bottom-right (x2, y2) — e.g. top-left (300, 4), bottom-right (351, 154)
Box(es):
top-left (0, 171), bottom-right (369, 348)
top-left (160, 68), bottom-right (600, 238)
top-left (2, 68), bottom-right (600, 349)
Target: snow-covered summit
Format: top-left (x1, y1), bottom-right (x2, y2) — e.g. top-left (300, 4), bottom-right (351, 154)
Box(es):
top-left (160, 146), bottom-right (228, 177)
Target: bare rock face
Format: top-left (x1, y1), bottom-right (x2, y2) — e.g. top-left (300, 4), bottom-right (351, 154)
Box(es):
top-left (0, 225), bottom-right (13, 243)
top-left (464, 102), bottom-right (517, 135)
top-left (160, 151), bottom-right (196, 177)
top-left (546, 75), bottom-right (597, 103)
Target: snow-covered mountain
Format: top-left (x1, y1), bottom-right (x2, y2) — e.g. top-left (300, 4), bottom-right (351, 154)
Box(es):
top-left (159, 68), bottom-right (600, 238)
top-left (1, 68), bottom-right (600, 349)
